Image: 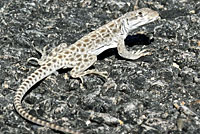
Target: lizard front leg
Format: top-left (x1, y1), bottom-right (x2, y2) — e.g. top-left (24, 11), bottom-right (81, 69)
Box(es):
top-left (117, 37), bottom-right (151, 60)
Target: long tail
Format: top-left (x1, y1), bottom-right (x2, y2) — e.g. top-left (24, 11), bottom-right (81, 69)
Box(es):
top-left (14, 62), bottom-right (81, 134)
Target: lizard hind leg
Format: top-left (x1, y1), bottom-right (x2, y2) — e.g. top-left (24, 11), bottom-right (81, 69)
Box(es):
top-left (27, 45), bottom-right (49, 66)
top-left (28, 43), bottom-right (68, 66)
top-left (70, 54), bottom-right (108, 88)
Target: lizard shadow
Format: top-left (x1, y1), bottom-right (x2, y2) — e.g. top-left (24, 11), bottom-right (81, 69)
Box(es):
top-left (98, 34), bottom-right (154, 61)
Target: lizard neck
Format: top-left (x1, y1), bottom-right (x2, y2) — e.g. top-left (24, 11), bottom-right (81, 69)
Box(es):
top-left (119, 18), bottom-right (130, 38)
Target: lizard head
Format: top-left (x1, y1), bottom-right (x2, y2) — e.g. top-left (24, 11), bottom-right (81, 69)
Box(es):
top-left (122, 8), bottom-right (160, 33)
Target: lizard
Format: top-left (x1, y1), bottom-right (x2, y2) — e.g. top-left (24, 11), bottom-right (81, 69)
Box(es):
top-left (14, 8), bottom-right (160, 134)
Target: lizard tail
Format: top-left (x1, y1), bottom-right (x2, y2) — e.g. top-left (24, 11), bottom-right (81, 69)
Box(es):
top-left (14, 62), bottom-right (81, 134)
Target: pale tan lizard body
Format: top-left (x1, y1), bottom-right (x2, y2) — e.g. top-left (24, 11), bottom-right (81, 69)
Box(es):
top-left (14, 8), bottom-right (160, 134)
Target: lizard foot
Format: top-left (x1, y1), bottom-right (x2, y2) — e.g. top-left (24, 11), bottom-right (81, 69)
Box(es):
top-left (130, 49), bottom-right (152, 60)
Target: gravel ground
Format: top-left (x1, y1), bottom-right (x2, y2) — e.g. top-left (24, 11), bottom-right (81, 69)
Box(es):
top-left (0, 0), bottom-right (200, 134)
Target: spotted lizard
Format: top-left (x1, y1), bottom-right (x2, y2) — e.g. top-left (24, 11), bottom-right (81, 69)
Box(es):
top-left (14, 8), bottom-right (160, 134)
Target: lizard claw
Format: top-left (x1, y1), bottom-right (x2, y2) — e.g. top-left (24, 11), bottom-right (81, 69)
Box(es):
top-left (133, 49), bottom-right (152, 57)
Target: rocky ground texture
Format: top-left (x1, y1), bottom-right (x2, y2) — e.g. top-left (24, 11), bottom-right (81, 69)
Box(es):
top-left (0, 0), bottom-right (200, 134)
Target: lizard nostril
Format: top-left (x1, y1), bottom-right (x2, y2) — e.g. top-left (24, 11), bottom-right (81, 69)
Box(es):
top-left (138, 12), bottom-right (143, 17)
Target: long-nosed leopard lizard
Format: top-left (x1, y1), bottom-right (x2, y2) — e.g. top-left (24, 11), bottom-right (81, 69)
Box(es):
top-left (14, 8), bottom-right (160, 134)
